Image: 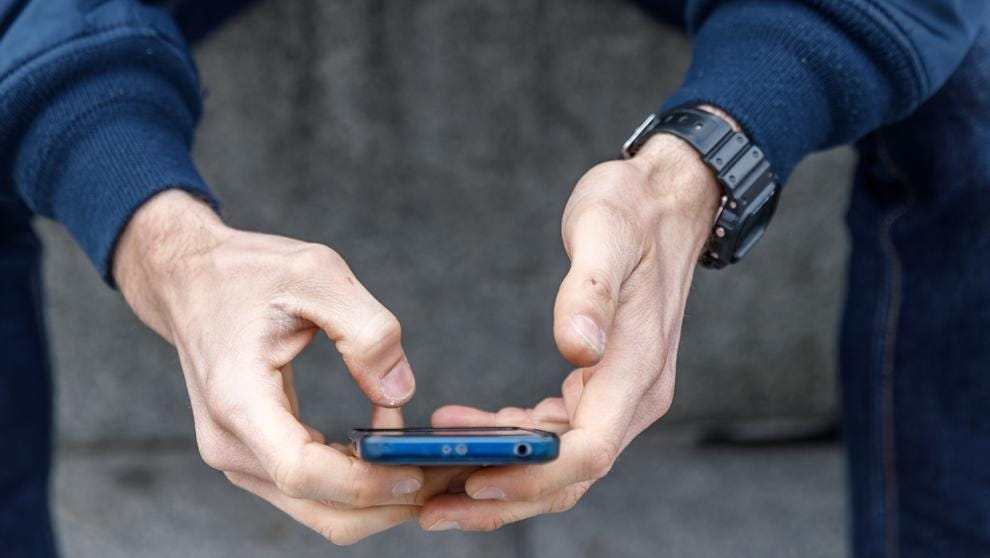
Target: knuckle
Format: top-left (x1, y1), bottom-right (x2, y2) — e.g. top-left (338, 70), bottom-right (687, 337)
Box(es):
top-left (317, 524), bottom-right (336, 544)
top-left (589, 198), bottom-right (636, 226)
top-left (548, 484), bottom-right (588, 513)
top-left (329, 532), bottom-right (355, 546)
top-left (583, 437), bottom-right (620, 481)
top-left (290, 244), bottom-right (345, 277)
top-left (565, 202), bottom-right (645, 272)
top-left (346, 311), bottom-right (402, 361)
top-left (321, 523), bottom-right (358, 546)
top-left (653, 391), bottom-right (674, 419)
top-left (590, 201), bottom-right (644, 248)
top-left (582, 161), bottom-right (640, 193)
top-left (223, 471), bottom-right (248, 490)
top-left (271, 452), bottom-right (309, 498)
top-left (643, 375), bottom-right (676, 421)
top-left (194, 427), bottom-right (231, 471)
top-left (202, 377), bottom-right (247, 429)
top-left (197, 443), bottom-right (227, 471)
top-left (343, 459), bottom-right (373, 507)
top-left (518, 467), bottom-right (548, 501)
top-left (479, 515), bottom-right (506, 532)
top-left (564, 164), bottom-right (631, 221)
top-left (206, 395), bottom-right (241, 428)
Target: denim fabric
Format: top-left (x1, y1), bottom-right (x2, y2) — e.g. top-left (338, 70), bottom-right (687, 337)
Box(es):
top-left (0, 200), bottom-right (56, 557)
top-left (842, 25), bottom-right (990, 558)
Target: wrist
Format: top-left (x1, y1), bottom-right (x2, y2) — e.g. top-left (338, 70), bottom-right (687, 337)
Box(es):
top-left (623, 105), bottom-right (742, 256)
top-left (113, 189), bottom-right (229, 339)
top-left (625, 143), bottom-right (719, 256)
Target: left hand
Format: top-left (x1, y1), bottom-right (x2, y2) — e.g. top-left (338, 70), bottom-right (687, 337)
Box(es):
top-left (419, 125), bottom-right (726, 532)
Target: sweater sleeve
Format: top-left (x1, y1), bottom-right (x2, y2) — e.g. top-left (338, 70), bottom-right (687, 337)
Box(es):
top-left (0, 0), bottom-right (218, 285)
top-left (662, 0), bottom-right (990, 181)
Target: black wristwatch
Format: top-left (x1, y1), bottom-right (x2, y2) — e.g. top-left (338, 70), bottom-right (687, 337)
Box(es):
top-left (622, 107), bottom-right (781, 269)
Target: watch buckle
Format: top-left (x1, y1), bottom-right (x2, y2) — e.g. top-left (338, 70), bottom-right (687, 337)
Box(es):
top-left (711, 194), bottom-right (729, 229)
top-left (622, 113), bottom-right (658, 159)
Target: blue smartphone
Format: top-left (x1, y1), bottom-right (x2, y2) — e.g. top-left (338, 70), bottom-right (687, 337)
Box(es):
top-left (349, 426), bottom-right (560, 466)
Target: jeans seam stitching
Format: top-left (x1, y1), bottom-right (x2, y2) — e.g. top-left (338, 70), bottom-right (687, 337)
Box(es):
top-left (875, 136), bottom-right (915, 558)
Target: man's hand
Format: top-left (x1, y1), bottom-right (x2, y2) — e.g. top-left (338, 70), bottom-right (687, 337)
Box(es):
top-left (418, 113), bottom-right (727, 531)
top-left (113, 190), bottom-right (425, 544)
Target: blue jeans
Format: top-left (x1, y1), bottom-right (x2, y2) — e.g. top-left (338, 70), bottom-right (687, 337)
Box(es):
top-left (0, 200), bottom-right (56, 556)
top-left (840, 26), bottom-right (990, 558)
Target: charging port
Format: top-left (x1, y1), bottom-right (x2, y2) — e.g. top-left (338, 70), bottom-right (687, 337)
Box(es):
top-left (514, 443), bottom-right (532, 457)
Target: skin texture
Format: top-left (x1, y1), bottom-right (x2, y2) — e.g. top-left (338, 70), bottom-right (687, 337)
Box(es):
top-left (111, 106), bottom-right (730, 543)
top-left (418, 111), bottom-right (730, 531)
top-left (113, 192), bottom-right (467, 544)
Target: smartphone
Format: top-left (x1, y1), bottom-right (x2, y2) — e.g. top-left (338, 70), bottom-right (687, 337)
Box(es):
top-left (349, 426), bottom-right (560, 466)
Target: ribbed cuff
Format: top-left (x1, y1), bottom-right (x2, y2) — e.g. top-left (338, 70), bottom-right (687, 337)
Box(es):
top-left (5, 28), bottom-right (218, 286)
top-left (36, 97), bottom-right (217, 286)
top-left (662, 0), bottom-right (905, 182)
top-left (46, 102), bottom-right (217, 285)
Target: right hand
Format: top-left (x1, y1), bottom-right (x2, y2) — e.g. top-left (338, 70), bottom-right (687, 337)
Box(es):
top-left (113, 190), bottom-right (425, 544)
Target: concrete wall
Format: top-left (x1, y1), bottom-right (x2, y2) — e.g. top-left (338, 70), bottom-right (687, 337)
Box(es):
top-left (40, 0), bottom-right (854, 446)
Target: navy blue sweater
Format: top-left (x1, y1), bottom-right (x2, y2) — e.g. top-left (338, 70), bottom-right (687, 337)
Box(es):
top-left (1, 1), bottom-right (988, 283)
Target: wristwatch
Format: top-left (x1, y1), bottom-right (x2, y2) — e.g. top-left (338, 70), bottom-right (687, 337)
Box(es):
top-left (621, 107), bottom-right (781, 269)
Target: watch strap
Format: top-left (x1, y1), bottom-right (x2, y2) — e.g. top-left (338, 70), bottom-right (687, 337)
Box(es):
top-left (622, 107), bottom-right (781, 268)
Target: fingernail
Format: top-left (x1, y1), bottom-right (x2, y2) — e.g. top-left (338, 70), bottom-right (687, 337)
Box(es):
top-left (392, 478), bottom-right (422, 496)
top-left (428, 520), bottom-right (461, 532)
top-left (570, 314), bottom-right (605, 356)
top-left (382, 360), bottom-right (415, 404)
top-left (471, 486), bottom-right (506, 500)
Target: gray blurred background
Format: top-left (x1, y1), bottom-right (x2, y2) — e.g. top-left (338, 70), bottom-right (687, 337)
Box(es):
top-left (40, 1), bottom-right (855, 556)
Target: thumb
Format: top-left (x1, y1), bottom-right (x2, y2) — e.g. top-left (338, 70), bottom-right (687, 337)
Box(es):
top-left (554, 207), bottom-right (642, 367)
